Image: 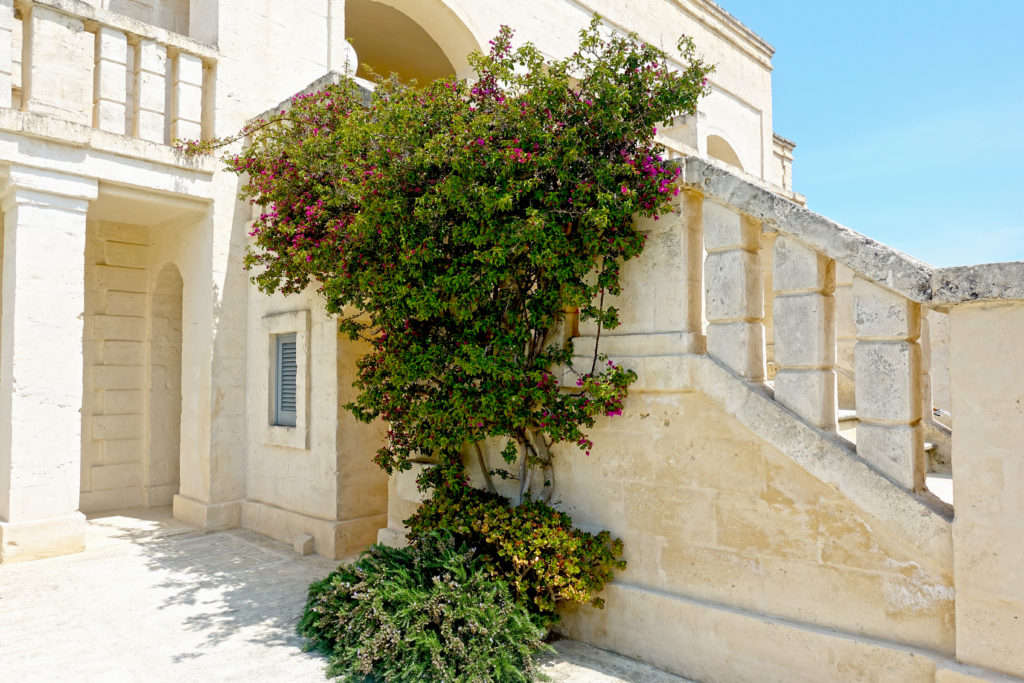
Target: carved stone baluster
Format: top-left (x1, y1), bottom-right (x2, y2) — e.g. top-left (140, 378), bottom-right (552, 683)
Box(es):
top-left (133, 39), bottom-right (166, 143)
top-left (171, 51), bottom-right (203, 141)
top-left (853, 277), bottom-right (924, 491)
top-left (703, 199), bottom-right (764, 381)
top-left (94, 27), bottom-right (129, 135)
top-left (772, 235), bottom-right (836, 429)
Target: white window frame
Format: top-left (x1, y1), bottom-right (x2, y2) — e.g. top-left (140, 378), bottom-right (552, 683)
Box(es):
top-left (261, 310), bottom-right (310, 449)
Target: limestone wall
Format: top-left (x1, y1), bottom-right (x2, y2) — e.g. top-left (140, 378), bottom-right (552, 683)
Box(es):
top-left (554, 392), bottom-right (955, 674)
top-left (146, 263), bottom-right (182, 507)
top-left (80, 220), bottom-right (150, 513)
top-left (949, 302), bottom-right (1024, 677)
top-left (243, 285), bottom-right (388, 560)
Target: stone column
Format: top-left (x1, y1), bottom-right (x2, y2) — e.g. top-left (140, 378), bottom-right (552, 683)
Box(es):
top-left (22, 5), bottom-right (93, 124)
top-left (772, 235), bottom-right (836, 429)
top-left (703, 199), bottom-right (765, 381)
top-left (949, 301), bottom-right (1024, 677)
top-left (134, 39), bottom-right (167, 143)
top-left (853, 277), bottom-right (924, 491)
top-left (94, 27), bottom-right (129, 135)
top-left (0, 166), bottom-right (97, 563)
top-left (172, 204), bottom-right (244, 532)
top-left (171, 52), bottom-right (203, 141)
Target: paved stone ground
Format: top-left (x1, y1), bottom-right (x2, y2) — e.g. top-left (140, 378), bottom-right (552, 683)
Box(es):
top-left (0, 507), bottom-right (690, 682)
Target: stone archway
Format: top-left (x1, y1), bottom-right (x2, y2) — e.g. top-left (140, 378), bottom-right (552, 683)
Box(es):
top-left (144, 263), bottom-right (183, 507)
top-left (346, 0), bottom-right (481, 82)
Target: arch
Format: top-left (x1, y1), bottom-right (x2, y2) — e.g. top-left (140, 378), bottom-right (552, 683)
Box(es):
top-left (706, 134), bottom-right (744, 172)
top-left (145, 263), bottom-right (183, 507)
top-left (346, 0), bottom-right (482, 83)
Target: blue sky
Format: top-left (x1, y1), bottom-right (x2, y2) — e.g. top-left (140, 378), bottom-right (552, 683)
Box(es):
top-left (718, 1), bottom-right (1024, 266)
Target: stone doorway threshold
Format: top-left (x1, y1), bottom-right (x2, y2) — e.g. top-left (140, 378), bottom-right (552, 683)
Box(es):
top-left (0, 507), bottom-right (692, 682)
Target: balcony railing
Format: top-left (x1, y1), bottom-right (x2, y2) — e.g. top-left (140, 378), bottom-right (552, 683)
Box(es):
top-left (0, 0), bottom-right (215, 145)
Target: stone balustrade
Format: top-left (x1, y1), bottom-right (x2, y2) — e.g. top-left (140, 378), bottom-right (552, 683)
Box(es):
top-left (0, 0), bottom-right (214, 144)
top-left (571, 154), bottom-right (1024, 501)
top-left (697, 195), bottom-right (932, 492)
top-left (672, 155), bottom-right (1024, 497)
top-left (771, 234), bottom-right (836, 431)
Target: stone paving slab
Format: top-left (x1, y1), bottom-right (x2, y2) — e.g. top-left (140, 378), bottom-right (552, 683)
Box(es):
top-left (0, 508), bottom-right (692, 682)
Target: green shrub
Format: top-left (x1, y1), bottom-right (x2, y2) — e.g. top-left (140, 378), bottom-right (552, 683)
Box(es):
top-left (406, 486), bottom-right (625, 619)
top-left (191, 17), bottom-right (712, 500)
top-left (298, 532), bottom-right (550, 682)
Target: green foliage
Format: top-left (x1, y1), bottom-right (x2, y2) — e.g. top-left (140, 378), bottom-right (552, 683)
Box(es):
top-left (298, 532), bottom-right (550, 682)
top-left (202, 16), bottom-right (712, 494)
top-left (406, 486), bottom-right (625, 619)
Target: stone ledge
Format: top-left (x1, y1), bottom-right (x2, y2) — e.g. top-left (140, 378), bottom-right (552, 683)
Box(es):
top-left (0, 512), bottom-right (86, 563)
top-left (172, 494), bottom-right (242, 531)
top-left (562, 582), bottom-right (947, 682)
top-left (681, 156), bottom-right (1024, 307)
top-left (0, 109), bottom-right (217, 175)
top-left (932, 263), bottom-right (1024, 305)
top-left (241, 499), bottom-right (385, 560)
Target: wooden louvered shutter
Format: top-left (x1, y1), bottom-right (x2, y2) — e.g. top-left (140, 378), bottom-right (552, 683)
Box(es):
top-left (275, 333), bottom-right (297, 427)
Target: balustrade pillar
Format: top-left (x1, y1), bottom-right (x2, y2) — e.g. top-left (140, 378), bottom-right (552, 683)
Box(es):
top-left (23, 5), bottom-right (93, 124)
top-left (171, 52), bottom-right (203, 141)
top-left (0, 0), bottom-right (13, 108)
top-left (703, 200), bottom-right (764, 381)
top-left (0, 166), bottom-right (97, 563)
top-left (772, 235), bottom-right (836, 429)
top-left (94, 27), bottom-right (129, 135)
top-left (853, 277), bottom-right (924, 491)
top-left (134, 39), bottom-right (166, 143)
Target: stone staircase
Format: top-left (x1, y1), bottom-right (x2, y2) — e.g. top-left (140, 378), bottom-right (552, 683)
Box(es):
top-left (569, 155), bottom-right (1024, 581)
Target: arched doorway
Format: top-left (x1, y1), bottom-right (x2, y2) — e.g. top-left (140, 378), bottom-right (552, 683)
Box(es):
top-left (145, 263), bottom-right (183, 507)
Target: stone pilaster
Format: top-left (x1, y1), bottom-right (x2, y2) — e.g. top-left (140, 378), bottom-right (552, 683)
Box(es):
top-left (949, 301), bottom-right (1024, 676)
top-left (703, 199), bottom-right (765, 381)
top-left (772, 235), bottom-right (836, 429)
top-left (0, 166), bottom-right (97, 563)
top-left (571, 191), bottom-right (705, 391)
top-left (853, 276), bottom-right (924, 491)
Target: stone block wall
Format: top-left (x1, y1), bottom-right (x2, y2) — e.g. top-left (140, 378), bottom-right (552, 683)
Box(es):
top-left (145, 263), bottom-right (181, 507)
top-left (553, 393), bottom-right (954, 656)
top-left (80, 221), bottom-right (149, 513)
top-left (101, 0), bottom-right (190, 36)
top-left (243, 286), bottom-right (388, 560)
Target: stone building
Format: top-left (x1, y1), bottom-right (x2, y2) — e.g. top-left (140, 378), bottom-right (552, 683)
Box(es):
top-left (0, 1), bottom-right (1021, 681)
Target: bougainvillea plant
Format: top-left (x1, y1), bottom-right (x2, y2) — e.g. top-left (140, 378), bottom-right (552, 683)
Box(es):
top-left (185, 17), bottom-right (711, 500)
